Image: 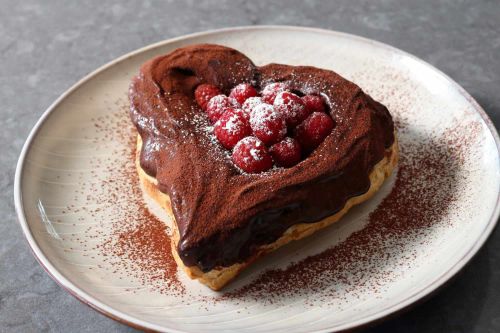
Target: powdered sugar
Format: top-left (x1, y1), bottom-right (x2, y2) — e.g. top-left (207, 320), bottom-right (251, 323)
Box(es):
top-left (207, 94), bottom-right (230, 109)
top-left (249, 148), bottom-right (263, 161)
top-left (274, 91), bottom-right (308, 126)
top-left (220, 113), bottom-right (242, 134)
top-left (242, 96), bottom-right (263, 115)
top-left (206, 94), bottom-right (232, 122)
top-left (229, 83), bottom-right (258, 105)
top-left (249, 103), bottom-right (287, 145)
top-left (232, 136), bottom-right (273, 173)
top-left (214, 109), bottom-right (252, 149)
top-left (279, 137), bottom-right (297, 148)
top-left (194, 83), bottom-right (220, 110)
top-left (269, 137), bottom-right (302, 167)
top-left (261, 82), bottom-right (289, 104)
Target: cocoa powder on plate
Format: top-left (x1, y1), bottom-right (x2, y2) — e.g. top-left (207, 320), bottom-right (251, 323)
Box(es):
top-left (94, 107), bottom-right (478, 302)
top-left (216, 121), bottom-right (477, 302)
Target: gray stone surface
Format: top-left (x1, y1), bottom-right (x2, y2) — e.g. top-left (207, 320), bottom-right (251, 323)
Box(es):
top-left (1, 0), bottom-right (499, 332)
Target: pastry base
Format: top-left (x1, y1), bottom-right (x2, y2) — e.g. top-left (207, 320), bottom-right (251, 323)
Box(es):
top-left (136, 135), bottom-right (399, 290)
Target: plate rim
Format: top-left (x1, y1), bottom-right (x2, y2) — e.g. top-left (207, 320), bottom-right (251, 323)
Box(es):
top-left (13, 25), bottom-right (500, 333)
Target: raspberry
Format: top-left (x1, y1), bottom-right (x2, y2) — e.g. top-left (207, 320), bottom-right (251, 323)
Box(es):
top-left (214, 108), bottom-right (252, 149)
top-left (194, 84), bottom-right (220, 110)
top-left (229, 83), bottom-right (258, 105)
top-left (206, 95), bottom-right (232, 123)
top-left (261, 82), bottom-right (289, 104)
top-left (226, 107), bottom-right (250, 122)
top-left (274, 91), bottom-right (309, 127)
top-left (229, 97), bottom-right (241, 108)
top-left (295, 112), bottom-right (335, 151)
top-left (270, 137), bottom-right (302, 167)
top-left (249, 104), bottom-right (287, 145)
top-left (302, 95), bottom-right (326, 114)
top-left (241, 96), bottom-right (263, 118)
top-left (232, 137), bottom-right (273, 173)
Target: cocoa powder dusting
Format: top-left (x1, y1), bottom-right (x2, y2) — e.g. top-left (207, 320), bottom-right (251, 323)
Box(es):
top-left (111, 207), bottom-right (181, 292)
top-left (91, 103), bottom-right (184, 295)
top-left (215, 120), bottom-right (477, 303)
top-left (90, 98), bottom-right (479, 305)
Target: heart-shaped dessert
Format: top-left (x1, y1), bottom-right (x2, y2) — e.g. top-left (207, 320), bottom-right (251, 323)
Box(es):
top-left (129, 44), bottom-right (397, 290)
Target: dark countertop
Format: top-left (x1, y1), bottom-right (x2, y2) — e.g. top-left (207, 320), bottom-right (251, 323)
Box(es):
top-left (1, 0), bottom-right (499, 332)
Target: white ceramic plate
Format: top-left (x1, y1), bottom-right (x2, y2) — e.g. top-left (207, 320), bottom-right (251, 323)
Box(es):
top-left (15, 26), bottom-right (500, 332)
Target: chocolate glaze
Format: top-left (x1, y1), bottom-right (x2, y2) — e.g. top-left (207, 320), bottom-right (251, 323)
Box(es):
top-left (129, 44), bottom-right (394, 272)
